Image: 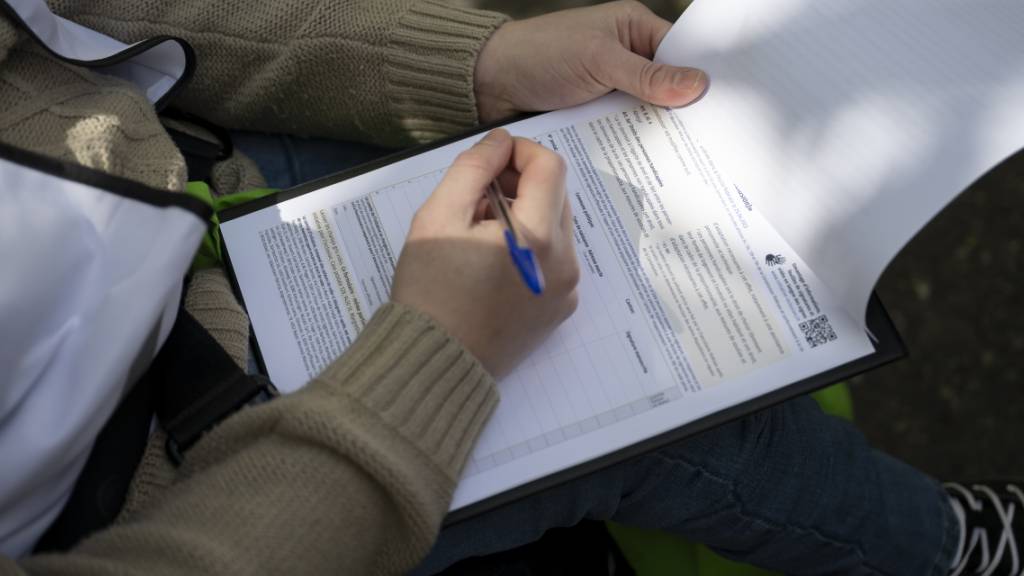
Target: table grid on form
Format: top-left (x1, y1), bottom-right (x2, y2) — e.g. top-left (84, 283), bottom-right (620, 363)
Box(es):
top-left (328, 131), bottom-right (689, 478)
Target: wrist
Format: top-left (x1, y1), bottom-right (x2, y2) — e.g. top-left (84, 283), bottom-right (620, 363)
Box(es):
top-left (386, 2), bottom-right (509, 141)
top-left (318, 302), bottom-right (498, 474)
top-left (474, 21), bottom-right (518, 124)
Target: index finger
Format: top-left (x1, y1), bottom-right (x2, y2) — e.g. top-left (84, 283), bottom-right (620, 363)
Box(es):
top-left (421, 129), bottom-right (513, 224)
top-left (507, 138), bottom-right (568, 242)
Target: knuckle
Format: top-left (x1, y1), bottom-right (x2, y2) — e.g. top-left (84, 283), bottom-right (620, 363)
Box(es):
top-left (551, 153), bottom-right (568, 178)
top-left (611, 0), bottom-right (648, 23)
top-left (410, 202), bottom-right (452, 236)
top-left (544, 251), bottom-right (579, 295)
top-left (454, 149), bottom-right (493, 175)
top-left (562, 290), bottom-right (580, 320)
top-left (533, 233), bottom-right (555, 259)
top-left (637, 61), bottom-right (662, 94)
top-left (628, 0), bottom-right (656, 17)
top-left (408, 209), bottom-right (434, 236)
top-left (617, 0), bottom-right (643, 13)
top-left (552, 256), bottom-right (580, 296)
top-left (565, 258), bottom-right (581, 290)
top-left (537, 150), bottom-right (567, 179)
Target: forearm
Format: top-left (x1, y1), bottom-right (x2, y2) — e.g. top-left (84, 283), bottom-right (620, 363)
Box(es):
top-left (6, 304), bottom-right (496, 576)
top-left (46, 0), bottom-right (507, 146)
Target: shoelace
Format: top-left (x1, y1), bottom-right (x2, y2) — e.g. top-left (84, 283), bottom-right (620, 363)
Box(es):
top-left (947, 482), bottom-right (1024, 576)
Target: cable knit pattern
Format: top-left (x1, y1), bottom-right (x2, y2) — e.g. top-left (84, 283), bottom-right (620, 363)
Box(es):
top-left (0, 13), bottom-right (16, 62)
top-left (0, 41), bottom-right (188, 191)
top-left (209, 151), bottom-right (268, 197)
top-left (1, 2), bottom-right (506, 571)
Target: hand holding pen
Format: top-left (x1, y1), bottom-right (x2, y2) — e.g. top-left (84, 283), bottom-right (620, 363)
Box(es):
top-left (486, 179), bottom-right (545, 295)
top-left (391, 129), bottom-right (580, 378)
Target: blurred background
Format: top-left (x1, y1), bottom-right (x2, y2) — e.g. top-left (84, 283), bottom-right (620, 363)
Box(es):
top-left (460, 0), bottom-right (1024, 481)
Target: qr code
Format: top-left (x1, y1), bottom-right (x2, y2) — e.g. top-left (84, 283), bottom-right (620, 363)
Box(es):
top-left (799, 314), bottom-right (838, 348)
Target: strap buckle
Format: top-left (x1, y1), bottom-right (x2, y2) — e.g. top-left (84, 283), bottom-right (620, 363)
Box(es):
top-left (164, 374), bottom-right (277, 466)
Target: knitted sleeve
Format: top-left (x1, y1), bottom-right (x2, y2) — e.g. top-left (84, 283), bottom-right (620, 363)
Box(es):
top-left (46, 0), bottom-right (509, 146)
top-left (5, 303), bottom-right (497, 576)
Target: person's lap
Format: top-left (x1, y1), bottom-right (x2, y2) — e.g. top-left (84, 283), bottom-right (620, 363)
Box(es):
top-left (233, 132), bottom-right (957, 576)
top-left (231, 132), bottom-right (393, 190)
top-left (415, 394), bottom-right (956, 576)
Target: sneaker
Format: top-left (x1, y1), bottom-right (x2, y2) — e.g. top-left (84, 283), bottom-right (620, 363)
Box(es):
top-left (945, 481), bottom-right (1024, 576)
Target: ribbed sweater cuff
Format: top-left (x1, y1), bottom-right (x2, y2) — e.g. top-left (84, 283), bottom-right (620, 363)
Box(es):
top-left (385, 0), bottom-right (509, 142)
top-left (317, 302), bottom-right (497, 475)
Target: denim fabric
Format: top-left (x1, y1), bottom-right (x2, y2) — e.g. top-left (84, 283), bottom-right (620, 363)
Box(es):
top-left (232, 131), bottom-right (392, 189)
top-left (417, 396), bottom-right (958, 576)
top-left (234, 132), bottom-right (958, 576)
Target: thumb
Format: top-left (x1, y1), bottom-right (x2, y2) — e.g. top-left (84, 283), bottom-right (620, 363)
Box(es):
top-left (424, 129), bottom-right (513, 223)
top-left (600, 47), bottom-right (708, 107)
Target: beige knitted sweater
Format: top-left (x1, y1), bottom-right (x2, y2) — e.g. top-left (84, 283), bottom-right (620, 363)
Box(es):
top-left (0, 0), bottom-right (508, 574)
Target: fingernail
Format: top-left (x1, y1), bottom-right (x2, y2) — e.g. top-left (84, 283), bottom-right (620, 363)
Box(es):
top-left (674, 68), bottom-right (708, 94)
top-left (481, 128), bottom-right (510, 145)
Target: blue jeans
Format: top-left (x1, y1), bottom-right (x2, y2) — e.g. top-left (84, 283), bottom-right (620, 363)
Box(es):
top-left (234, 133), bottom-right (959, 576)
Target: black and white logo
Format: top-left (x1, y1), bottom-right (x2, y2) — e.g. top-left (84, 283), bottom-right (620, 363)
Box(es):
top-left (765, 254), bottom-right (786, 267)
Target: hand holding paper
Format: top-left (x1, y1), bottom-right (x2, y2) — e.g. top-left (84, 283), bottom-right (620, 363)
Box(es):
top-left (474, 0), bottom-right (708, 123)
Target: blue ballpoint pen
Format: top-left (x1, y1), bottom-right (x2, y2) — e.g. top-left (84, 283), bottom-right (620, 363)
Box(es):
top-left (486, 180), bottom-right (545, 295)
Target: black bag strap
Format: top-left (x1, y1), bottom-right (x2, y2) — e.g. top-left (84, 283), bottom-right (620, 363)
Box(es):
top-left (32, 354), bottom-right (157, 553)
top-left (34, 308), bottom-right (275, 552)
top-left (159, 108), bottom-right (234, 184)
top-left (152, 310), bottom-right (275, 465)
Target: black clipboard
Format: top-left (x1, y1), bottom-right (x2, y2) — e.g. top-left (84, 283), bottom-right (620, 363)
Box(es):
top-left (219, 121), bottom-right (906, 526)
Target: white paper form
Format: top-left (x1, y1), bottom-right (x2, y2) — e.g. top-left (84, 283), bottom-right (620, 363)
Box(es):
top-left (655, 0), bottom-right (1024, 325)
top-left (222, 92), bottom-right (874, 510)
